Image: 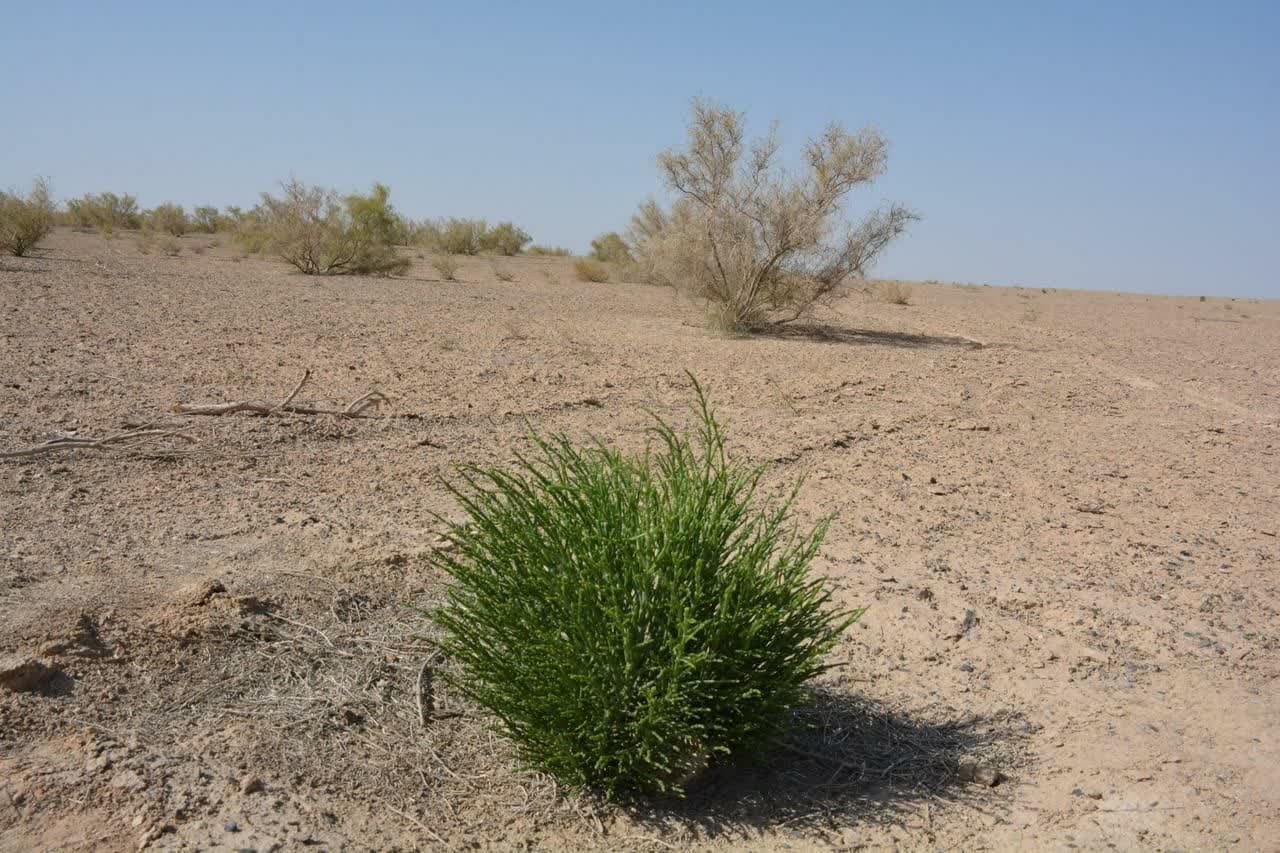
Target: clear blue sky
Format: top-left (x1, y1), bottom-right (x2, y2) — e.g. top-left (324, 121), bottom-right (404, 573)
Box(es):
top-left (3, 1), bottom-right (1277, 297)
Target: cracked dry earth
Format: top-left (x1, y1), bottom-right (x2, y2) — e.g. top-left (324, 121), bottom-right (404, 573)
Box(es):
top-left (1, 229), bottom-right (1278, 851)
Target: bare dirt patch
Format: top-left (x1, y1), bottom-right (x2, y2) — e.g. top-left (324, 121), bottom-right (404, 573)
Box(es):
top-left (2, 231), bottom-right (1277, 849)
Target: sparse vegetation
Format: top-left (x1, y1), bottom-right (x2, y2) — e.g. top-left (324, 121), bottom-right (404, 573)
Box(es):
top-left (432, 255), bottom-right (461, 281)
top-left (527, 245), bottom-right (571, 257)
top-left (480, 221), bottom-right (532, 256)
top-left (492, 263), bottom-right (515, 282)
top-left (574, 258), bottom-right (610, 283)
top-left (631, 99), bottom-right (917, 331)
top-left (147, 203), bottom-right (189, 236)
top-left (159, 236), bottom-right (182, 256)
top-left (64, 192), bottom-right (142, 231)
top-left (877, 280), bottom-right (912, 305)
top-left (254, 179), bottom-right (409, 276)
top-left (431, 381), bottom-right (856, 795)
top-left (589, 231), bottom-right (634, 265)
top-left (0, 178), bottom-right (55, 256)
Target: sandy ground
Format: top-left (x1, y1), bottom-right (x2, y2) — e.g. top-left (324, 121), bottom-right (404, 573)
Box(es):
top-left (1, 229), bottom-right (1277, 851)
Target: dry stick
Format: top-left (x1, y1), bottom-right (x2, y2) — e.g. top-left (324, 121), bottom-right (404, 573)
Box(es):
top-left (0, 429), bottom-right (196, 459)
top-left (385, 805), bottom-right (448, 847)
top-left (172, 369), bottom-right (409, 419)
top-left (270, 368), bottom-right (311, 414)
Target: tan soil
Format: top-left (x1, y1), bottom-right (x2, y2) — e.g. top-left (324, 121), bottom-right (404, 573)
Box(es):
top-left (1, 229), bottom-right (1277, 851)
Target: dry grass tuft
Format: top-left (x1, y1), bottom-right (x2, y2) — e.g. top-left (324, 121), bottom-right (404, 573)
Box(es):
top-left (574, 258), bottom-right (611, 283)
top-left (432, 255), bottom-right (461, 281)
top-left (876, 281), bottom-right (912, 305)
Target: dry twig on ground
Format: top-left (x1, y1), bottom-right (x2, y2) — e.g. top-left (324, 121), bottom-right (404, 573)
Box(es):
top-left (1, 428), bottom-right (196, 459)
top-left (172, 369), bottom-right (418, 419)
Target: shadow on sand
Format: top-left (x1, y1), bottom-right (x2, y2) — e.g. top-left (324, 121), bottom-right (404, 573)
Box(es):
top-left (758, 322), bottom-right (985, 350)
top-left (624, 687), bottom-right (1025, 839)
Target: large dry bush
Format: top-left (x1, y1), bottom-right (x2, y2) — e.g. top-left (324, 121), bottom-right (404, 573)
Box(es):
top-left (479, 221), bottom-right (531, 256)
top-left (589, 231), bottom-right (634, 265)
top-left (0, 178), bottom-right (55, 257)
top-left (147, 203), bottom-right (189, 236)
top-left (64, 191), bottom-right (142, 231)
top-left (632, 100), bottom-right (917, 331)
top-left (255, 179), bottom-right (409, 276)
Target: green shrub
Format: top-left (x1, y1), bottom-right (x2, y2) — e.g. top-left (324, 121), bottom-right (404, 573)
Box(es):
top-left (435, 218), bottom-right (487, 255)
top-left (65, 192), bottom-right (142, 231)
top-left (0, 178), bottom-right (55, 256)
top-left (191, 205), bottom-right (233, 234)
top-left (589, 231), bottom-right (634, 265)
top-left (527, 244), bottom-right (571, 256)
top-left (479, 221), bottom-right (531, 256)
top-left (147, 203), bottom-right (189, 236)
top-left (255, 179), bottom-right (409, 276)
top-left (430, 381), bottom-right (857, 796)
top-left (574, 258), bottom-right (611, 282)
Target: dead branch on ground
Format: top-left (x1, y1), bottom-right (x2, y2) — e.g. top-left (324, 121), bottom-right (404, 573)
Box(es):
top-left (172, 369), bottom-right (420, 419)
top-left (1, 429), bottom-right (196, 460)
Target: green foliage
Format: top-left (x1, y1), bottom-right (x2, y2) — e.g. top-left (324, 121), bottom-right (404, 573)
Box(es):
top-left (64, 192), bottom-right (142, 231)
top-left (430, 380), bottom-right (857, 796)
top-left (191, 205), bottom-right (233, 233)
top-left (435, 218), bottom-right (488, 255)
top-left (574, 258), bottom-right (611, 282)
top-left (254, 179), bottom-right (409, 276)
top-left (147, 203), bottom-right (189, 236)
top-left (0, 178), bottom-right (55, 257)
top-left (479, 221), bottom-right (531, 256)
top-left (589, 231), bottom-right (634, 265)
top-left (527, 245), bottom-right (571, 257)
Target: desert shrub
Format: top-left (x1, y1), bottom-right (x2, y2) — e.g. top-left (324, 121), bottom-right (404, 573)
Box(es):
top-left (147, 203), bottom-right (189, 236)
top-left (876, 280), bottom-right (912, 305)
top-left (589, 231), bottom-right (634, 265)
top-left (479, 221), bottom-right (531, 256)
top-left (191, 205), bottom-right (235, 234)
top-left (527, 245), bottom-right (571, 257)
top-left (492, 263), bottom-right (515, 282)
top-left (574, 258), bottom-right (610, 283)
top-left (430, 380), bottom-right (857, 795)
top-left (65, 192), bottom-right (142, 231)
top-left (159, 236), bottom-right (182, 256)
top-left (0, 178), bottom-right (55, 257)
top-left (254, 179), bottom-right (408, 276)
top-left (432, 255), bottom-right (460, 281)
top-left (632, 100), bottom-right (917, 332)
top-left (435, 218), bottom-right (487, 255)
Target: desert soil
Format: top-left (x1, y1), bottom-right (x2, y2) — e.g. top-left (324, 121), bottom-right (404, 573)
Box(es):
top-left (1, 229), bottom-right (1277, 851)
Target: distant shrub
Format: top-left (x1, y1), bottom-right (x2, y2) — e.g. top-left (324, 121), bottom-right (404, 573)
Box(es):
top-left (65, 192), bottom-right (142, 231)
top-left (492, 263), bottom-right (515, 282)
top-left (431, 380), bottom-right (856, 795)
top-left (479, 221), bottom-right (532, 256)
top-left (432, 255), bottom-right (460, 281)
top-left (574, 258), bottom-right (610, 283)
top-left (159, 236), bottom-right (182, 256)
top-left (254, 179), bottom-right (409, 276)
top-left (434, 218), bottom-right (487, 255)
top-left (0, 178), bottom-right (55, 256)
top-left (148, 203), bottom-right (189, 236)
top-left (633, 100), bottom-right (916, 331)
top-left (191, 205), bottom-right (234, 234)
top-left (527, 245), bottom-right (571, 257)
top-left (876, 280), bottom-right (912, 305)
top-left (589, 231), bottom-right (634, 265)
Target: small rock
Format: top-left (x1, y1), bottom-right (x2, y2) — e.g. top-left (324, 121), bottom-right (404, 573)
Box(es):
top-left (240, 776), bottom-right (264, 795)
top-left (958, 761), bottom-right (1005, 786)
top-left (187, 579), bottom-right (227, 607)
top-left (110, 769), bottom-right (147, 793)
top-left (0, 655), bottom-right (59, 692)
top-left (224, 820), bottom-right (240, 833)
top-left (958, 662), bottom-right (976, 673)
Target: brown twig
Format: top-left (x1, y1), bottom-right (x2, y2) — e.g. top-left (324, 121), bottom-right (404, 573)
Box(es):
top-left (172, 370), bottom-right (415, 419)
top-left (0, 429), bottom-right (196, 459)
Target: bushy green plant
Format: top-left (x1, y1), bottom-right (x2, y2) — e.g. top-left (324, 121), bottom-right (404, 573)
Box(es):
top-left (64, 192), bottom-right (142, 231)
top-left (589, 231), bottom-right (634, 265)
top-left (255, 179), bottom-right (409, 276)
top-left (147, 203), bottom-right (189, 236)
top-left (0, 178), bottom-right (55, 256)
top-left (191, 205), bottom-right (233, 233)
top-left (574, 257), bottom-right (611, 282)
top-left (430, 380), bottom-right (857, 796)
top-left (479, 221), bottom-right (531, 256)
